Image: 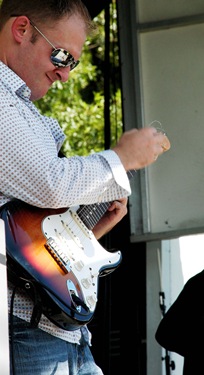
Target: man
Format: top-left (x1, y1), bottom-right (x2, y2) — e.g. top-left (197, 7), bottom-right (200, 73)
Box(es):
top-left (0, 0), bottom-right (170, 374)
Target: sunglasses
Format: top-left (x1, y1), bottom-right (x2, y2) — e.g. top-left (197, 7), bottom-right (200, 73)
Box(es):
top-left (29, 19), bottom-right (80, 70)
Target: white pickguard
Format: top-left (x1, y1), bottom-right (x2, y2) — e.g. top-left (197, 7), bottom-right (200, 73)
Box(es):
top-left (42, 206), bottom-right (122, 312)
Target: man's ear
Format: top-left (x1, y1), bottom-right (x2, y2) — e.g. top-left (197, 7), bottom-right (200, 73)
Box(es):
top-left (11, 16), bottom-right (30, 43)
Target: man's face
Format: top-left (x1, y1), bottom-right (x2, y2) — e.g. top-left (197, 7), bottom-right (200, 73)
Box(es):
top-left (13, 15), bottom-right (87, 101)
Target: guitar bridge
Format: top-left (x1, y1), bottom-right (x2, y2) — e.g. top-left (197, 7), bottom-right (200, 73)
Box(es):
top-left (45, 237), bottom-right (70, 273)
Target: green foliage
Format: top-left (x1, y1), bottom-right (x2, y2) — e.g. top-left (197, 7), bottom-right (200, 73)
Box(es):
top-left (36, 2), bottom-right (123, 157)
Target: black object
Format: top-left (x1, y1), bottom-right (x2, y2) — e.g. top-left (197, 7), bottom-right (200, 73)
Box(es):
top-left (157, 292), bottom-right (175, 375)
top-left (82, 0), bottom-right (111, 19)
top-left (156, 270), bottom-right (204, 375)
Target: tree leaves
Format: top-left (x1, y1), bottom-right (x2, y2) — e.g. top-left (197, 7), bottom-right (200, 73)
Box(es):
top-left (36, 3), bottom-right (122, 157)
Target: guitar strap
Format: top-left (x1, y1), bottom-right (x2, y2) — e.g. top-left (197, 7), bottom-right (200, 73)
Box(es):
top-left (8, 261), bottom-right (43, 328)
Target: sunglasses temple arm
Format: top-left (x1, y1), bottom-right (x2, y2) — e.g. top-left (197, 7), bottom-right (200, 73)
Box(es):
top-left (29, 20), bottom-right (56, 50)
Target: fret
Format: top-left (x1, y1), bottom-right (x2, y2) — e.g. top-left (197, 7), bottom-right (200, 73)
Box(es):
top-left (77, 169), bottom-right (137, 230)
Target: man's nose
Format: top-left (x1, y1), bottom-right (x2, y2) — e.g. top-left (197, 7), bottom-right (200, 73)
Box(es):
top-left (56, 66), bottom-right (70, 83)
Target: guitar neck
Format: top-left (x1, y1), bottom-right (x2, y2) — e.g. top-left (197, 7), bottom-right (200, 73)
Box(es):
top-left (77, 169), bottom-right (137, 230)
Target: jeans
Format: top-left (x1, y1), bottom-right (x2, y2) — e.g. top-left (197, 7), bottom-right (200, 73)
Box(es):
top-left (9, 316), bottom-right (103, 375)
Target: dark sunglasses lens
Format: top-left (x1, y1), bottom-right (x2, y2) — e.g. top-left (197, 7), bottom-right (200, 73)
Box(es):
top-left (51, 49), bottom-right (70, 67)
top-left (51, 49), bottom-right (79, 70)
top-left (70, 60), bottom-right (80, 70)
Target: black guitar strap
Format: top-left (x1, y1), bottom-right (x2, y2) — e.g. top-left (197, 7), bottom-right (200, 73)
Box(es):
top-left (8, 261), bottom-right (43, 328)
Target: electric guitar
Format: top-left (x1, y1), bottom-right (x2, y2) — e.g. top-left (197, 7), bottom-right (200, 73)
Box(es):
top-left (1, 171), bottom-right (136, 331)
top-left (1, 199), bottom-right (123, 330)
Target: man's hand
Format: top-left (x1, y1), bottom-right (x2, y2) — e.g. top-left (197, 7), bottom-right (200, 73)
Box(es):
top-left (92, 198), bottom-right (128, 240)
top-left (113, 127), bottom-right (171, 171)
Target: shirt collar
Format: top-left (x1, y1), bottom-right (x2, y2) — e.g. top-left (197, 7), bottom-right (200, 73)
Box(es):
top-left (0, 61), bottom-right (31, 100)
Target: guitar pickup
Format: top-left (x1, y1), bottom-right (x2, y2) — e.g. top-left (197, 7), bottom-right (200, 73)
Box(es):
top-left (45, 237), bottom-right (71, 273)
top-left (70, 210), bottom-right (93, 240)
top-left (61, 220), bottom-right (83, 249)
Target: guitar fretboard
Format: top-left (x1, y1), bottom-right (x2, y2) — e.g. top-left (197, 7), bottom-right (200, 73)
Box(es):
top-left (77, 169), bottom-right (137, 230)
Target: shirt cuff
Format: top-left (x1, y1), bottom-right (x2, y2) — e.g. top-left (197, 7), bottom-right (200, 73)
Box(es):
top-left (98, 149), bottom-right (132, 195)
